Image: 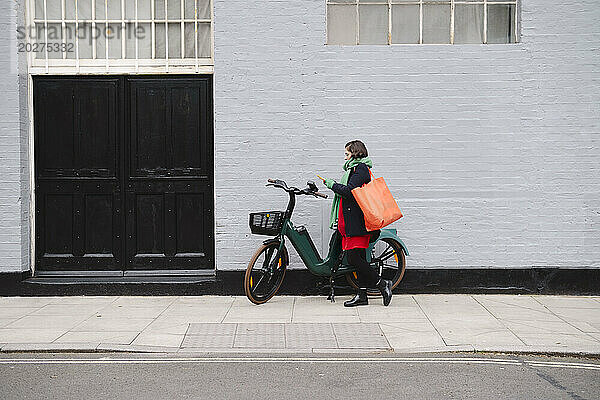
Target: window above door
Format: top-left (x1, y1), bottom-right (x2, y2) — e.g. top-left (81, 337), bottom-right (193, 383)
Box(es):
top-left (27, 0), bottom-right (213, 74)
top-left (326, 0), bottom-right (518, 45)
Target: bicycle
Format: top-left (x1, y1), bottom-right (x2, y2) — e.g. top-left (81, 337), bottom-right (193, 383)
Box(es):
top-left (244, 178), bottom-right (410, 304)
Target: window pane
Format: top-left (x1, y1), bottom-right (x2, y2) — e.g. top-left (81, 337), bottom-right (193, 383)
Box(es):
top-left (359, 5), bottom-right (388, 45)
top-left (422, 4), bottom-right (450, 44)
top-left (184, 0), bottom-right (195, 19)
top-left (327, 5), bottom-right (356, 45)
top-left (95, 0), bottom-right (106, 20)
top-left (138, 0), bottom-right (152, 19)
top-left (184, 23), bottom-right (195, 58)
top-left (77, 23), bottom-right (93, 58)
top-left (125, 23), bottom-right (136, 58)
top-left (155, 23), bottom-right (166, 57)
top-left (488, 4), bottom-right (516, 43)
top-left (124, 1), bottom-right (135, 19)
top-left (107, 24), bottom-right (122, 58)
top-left (155, 0), bottom-right (166, 19)
top-left (107, 0), bottom-right (121, 20)
top-left (168, 0), bottom-right (181, 19)
top-left (96, 25), bottom-right (106, 58)
top-left (168, 23), bottom-right (181, 58)
top-left (198, 0), bottom-right (211, 19)
top-left (34, 0), bottom-right (43, 19)
top-left (198, 22), bottom-right (211, 57)
top-left (64, 24), bottom-right (76, 58)
top-left (46, 0), bottom-right (61, 20)
top-left (35, 23), bottom-right (44, 58)
top-left (65, 0), bottom-right (92, 20)
top-left (138, 23), bottom-right (152, 58)
top-left (50, 24), bottom-right (63, 58)
top-left (391, 4), bottom-right (419, 44)
top-left (41, 23), bottom-right (62, 59)
top-left (454, 4), bottom-right (484, 44)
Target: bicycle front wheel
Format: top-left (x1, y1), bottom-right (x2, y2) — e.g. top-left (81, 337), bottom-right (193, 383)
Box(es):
top-left (244, 241), bottom-right (289, 304)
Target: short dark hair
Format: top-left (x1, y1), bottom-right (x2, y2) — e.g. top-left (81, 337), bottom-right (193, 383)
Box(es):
top-left (345, 140), bottom-right (368, 158)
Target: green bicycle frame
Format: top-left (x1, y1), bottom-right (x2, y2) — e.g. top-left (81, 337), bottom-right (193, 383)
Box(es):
top-left (274, 217), bottom-right (409, 278)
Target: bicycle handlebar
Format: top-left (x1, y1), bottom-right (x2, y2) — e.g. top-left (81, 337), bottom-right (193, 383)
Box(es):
top-left (267, 179), bottom-right (328, 199)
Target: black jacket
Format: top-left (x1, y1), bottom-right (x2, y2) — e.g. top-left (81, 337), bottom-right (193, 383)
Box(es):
top-left (331, 162), bottom-right (380, 240)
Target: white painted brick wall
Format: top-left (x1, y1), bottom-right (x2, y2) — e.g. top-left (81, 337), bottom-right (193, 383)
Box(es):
top-left (213, 0), bottom-right (600, 271)
top-left (0, 0), bottom-right (29, 273)
top-left (0, 0), bottom-right (598, 274)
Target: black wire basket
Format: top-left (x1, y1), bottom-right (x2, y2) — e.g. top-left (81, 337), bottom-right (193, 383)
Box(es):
top-left (249, 211), bottom-right (285, 236)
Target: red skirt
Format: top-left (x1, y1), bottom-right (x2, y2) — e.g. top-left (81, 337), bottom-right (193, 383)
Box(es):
top-left (337, 198), bottom-right (370, 250)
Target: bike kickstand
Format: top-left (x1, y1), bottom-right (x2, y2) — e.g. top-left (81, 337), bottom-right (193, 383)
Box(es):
top-left (327, 276), bottom-right (335, 303)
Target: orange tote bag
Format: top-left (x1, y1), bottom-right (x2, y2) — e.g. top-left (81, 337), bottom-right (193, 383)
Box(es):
top-left (351, 169), bottom-right (403, 231)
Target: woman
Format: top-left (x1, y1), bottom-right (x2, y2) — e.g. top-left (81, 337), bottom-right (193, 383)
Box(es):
top-left (321, 140), bottom-right (393, 307)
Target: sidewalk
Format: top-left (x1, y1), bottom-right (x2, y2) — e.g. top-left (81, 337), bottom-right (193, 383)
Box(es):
top-left (0, 294), bottom-right (599, 356)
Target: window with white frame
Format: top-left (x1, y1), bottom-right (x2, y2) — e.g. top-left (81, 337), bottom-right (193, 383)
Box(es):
top-left (28, 0), bottom-right (212, 73)
top-left (326, 0), bottom-right (517, 45)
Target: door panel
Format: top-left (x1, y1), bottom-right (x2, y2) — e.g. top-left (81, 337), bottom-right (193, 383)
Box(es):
top-left (34, 75), bottom-right (214, 273)
top-left (34, 78), bottom-right (122, 271)
top-left (126, 77), bottom-right (213, 270)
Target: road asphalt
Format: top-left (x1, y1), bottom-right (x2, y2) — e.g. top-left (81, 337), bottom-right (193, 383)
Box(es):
top-left (1, 352), bottom-right (599, 399)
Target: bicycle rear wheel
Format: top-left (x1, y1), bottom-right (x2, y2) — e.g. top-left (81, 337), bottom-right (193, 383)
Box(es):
top-left (244, 241), bottom-right (289, 304)
top-left (345, 237), bottom-right (406, 296)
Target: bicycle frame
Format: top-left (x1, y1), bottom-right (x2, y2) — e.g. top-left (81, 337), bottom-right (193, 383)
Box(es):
top-left (275, 218), bottom-right (409, 277)
top-left (265, 180), bottom-right (410, 278)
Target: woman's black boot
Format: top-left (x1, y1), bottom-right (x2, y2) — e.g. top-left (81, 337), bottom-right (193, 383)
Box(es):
top-left (377, 279), bottom-right (393, 306)
top-left (344, 289), bottom-right (368, 307)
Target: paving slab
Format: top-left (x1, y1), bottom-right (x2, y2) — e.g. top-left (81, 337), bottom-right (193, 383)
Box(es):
top-left (0, 297), bottom-right (54, 308)
top-left (172, 296), bottom-right (235, 305)
top-left (181, 335), bottom-right (235, 348)
top-left (0, 307), bottom-right (42, 319)
top-left (3, 315), bottom-right (90, 330)
top-left (71, 317), bottom-right (155, 332)
top-left (0, 328), bottom-right (67, 343)
top-left (93, 305), bottom-right (171, 319)
top-left (498, 318), bottom-right (583, 336)
top-left (43, 296), bottom-right (117, 305)
top-left (516, 333), bottom-right (600, 347)
top-left (223, 297), bottom-right (293, 323)
top-left (131, 333), bottom-right (185, 347)
top-left (28, 304), bottom-right (105, 317)
top-left (534, 296), bottom-right (600, 309)
top-left (292, 298), bottom-right (360, 323)
top-left (473, 295), bottom-right (556, 321)
top-left (96, 344), bottom-right (180, 353)
top-left (186, 323), bottom-right (237, 336)
top-left (139, 319), bottom-right (191, 335)
top-left (0, 343), bottom-right (100, 352)
top-left (0, 319), bottom-right (18, 328)
top-left (379, 321), bottom-right (446, 349)
top-left (53, 331), bottom-right (139, 344)
top-left (109, 296), bottom-right (179, 307)
top-left (559, 319), bottom-right (600, 333)
top-left (161, 302), bottom-right (232, 318)
top-left (233, 333), bottom-right (286, 348)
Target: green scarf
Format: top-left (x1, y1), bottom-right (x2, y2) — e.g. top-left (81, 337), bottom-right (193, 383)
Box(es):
top-left (329, 157), bottom-right (373, 229)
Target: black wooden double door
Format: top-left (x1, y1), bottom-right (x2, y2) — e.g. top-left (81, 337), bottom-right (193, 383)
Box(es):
top-left (34, 76), bottom-right (214, 273)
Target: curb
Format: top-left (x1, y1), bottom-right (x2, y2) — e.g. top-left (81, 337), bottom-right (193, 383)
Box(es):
top-left (1, 343), bottom-right (599, 358)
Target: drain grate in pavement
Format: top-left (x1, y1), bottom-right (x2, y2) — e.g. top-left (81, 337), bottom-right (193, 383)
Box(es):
top-left (181, 323), bottom-right (390, 350)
